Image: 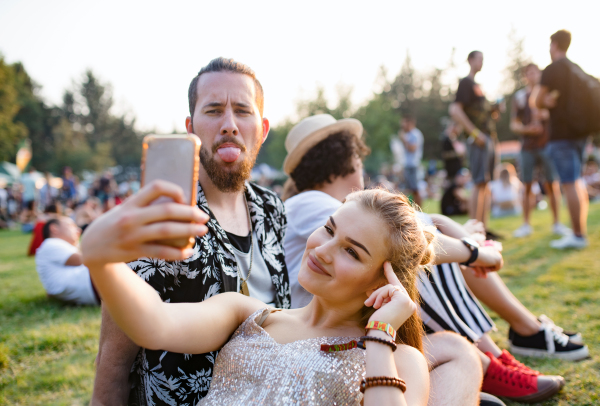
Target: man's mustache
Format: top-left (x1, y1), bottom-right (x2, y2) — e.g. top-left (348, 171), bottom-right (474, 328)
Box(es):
top-left (212, 137), bottom-right (247, 153)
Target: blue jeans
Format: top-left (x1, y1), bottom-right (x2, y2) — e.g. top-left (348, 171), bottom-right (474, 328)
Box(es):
top-left (546, 139), bottom-right (587, 183)
top-left (520, 147), bottom-right (557, 184)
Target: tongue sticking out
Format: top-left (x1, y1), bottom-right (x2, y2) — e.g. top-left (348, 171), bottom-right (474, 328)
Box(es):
top-left (217, 146), bottom-right (241, 163)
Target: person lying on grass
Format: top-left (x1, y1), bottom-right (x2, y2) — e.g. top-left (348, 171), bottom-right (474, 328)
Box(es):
top-left (81, 182), bottom-right (433, 405)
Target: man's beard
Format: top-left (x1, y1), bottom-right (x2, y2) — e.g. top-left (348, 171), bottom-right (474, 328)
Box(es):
top-left (200, 136), bottom-right (260, 193)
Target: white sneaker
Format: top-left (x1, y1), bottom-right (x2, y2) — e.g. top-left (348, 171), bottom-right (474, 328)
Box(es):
top-left (552, 223), bottom-right (572, 236)
top-left (513, 224), bottom-right (532, 238)
top-left (550, 234), bottom-right (588, 249)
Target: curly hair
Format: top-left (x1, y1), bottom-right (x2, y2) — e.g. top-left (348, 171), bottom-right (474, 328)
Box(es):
top-left (289, 131), bottom-right (370, 193)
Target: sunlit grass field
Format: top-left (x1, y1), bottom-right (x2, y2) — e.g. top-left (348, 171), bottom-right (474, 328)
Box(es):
top-left (1, 202), bottom-right (598, 405)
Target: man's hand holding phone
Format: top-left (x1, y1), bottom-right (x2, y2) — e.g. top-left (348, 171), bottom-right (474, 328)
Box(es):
top-left (81, 180), bottom-right (209, 270)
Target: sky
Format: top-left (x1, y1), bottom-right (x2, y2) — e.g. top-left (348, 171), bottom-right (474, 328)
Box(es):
top-left (1, 0), bottom-right (599, 133)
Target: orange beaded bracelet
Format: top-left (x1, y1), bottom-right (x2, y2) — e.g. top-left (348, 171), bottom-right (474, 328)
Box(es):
top-left (360, 376), bottom-right (407, 393)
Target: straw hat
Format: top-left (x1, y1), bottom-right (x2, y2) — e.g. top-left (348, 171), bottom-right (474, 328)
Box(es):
top-left (283, 114), bottom-right (363, 175)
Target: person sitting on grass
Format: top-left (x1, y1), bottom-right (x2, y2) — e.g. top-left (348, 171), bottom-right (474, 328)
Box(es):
top-left (282, 114), bottom-right (587, 404)
top-left (490, 164), bottom-right (523, 218)
top-left (82, 183), bottom-right (432, 405)
top-left (35, 216), bottom-right (99, 305)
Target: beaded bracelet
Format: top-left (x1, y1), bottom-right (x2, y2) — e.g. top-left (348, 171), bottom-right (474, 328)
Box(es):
top-left (365, 321), bottom-right (397, 341)
top-left (360, 376), bottom-right (407, 393)
top-left (357, 335), bottom-right (397, 352)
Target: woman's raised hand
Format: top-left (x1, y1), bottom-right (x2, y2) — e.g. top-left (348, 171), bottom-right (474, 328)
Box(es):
top-left (81, 180), bottom-right (209, 269)
top-left (364, 261), bottom-right (417, 332)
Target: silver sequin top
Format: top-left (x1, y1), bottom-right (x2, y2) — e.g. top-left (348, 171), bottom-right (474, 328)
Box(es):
top-left (199, 308), bottom-right (366, 405)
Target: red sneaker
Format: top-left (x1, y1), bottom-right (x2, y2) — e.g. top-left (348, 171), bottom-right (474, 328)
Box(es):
top-left (498, 349), bottom-right (540, 375)
top-left (482, 352), bottom-right (563, 403)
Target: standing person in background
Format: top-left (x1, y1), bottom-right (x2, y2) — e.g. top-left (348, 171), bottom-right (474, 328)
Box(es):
top-left (440, 121), bottom-right (465, 180)
top-left (61, 167), bottom-right (77, 205)
top-left (20, 167), bottom-right (37, 211)
top-left (511, 63), bottom-right (570, 237)
top-left (535, 29), bottom-right (589, 249)
top-left (399, 115), bottom-right (424, 207)
top-left (449, 51), bottom-right (498, 227)
top-left (39, 172), bottom-right (58, 211)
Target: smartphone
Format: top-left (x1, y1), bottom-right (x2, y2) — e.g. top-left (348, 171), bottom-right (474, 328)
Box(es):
top-left (141, 134), bottom-right (201, 249)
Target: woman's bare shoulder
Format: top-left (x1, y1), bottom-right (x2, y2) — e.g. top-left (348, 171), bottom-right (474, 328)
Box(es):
top-left (394, 344), bottom-right (429, 405)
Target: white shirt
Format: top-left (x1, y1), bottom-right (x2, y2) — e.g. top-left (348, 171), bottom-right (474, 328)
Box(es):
top-left (284, 191), bottom-right (343, 309)
top-left (490, 180), bottom-right (521, 205)
top-left (35, 238), bottom-right (98, 305)
top-left (404, 128), bottom-right (424, 168)
top-left (230, 231), bottom-right (276, 307)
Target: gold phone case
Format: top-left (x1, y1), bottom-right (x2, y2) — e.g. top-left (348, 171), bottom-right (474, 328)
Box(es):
top-left (141, 134), bottom-right (201, 249)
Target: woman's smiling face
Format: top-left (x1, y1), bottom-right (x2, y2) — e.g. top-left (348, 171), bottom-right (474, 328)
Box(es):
top-left (298, 201), bottom-right (389, 303)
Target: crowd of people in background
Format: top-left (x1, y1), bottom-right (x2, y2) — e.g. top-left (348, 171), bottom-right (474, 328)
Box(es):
top-left (0, 28), bottom-right (598, 406)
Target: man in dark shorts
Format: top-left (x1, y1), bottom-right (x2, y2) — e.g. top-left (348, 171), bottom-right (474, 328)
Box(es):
top-left (536, 30), bottom-right (589, 249)
top-left (511, 63), bottom-right (570, 238)
top-left (450, 51), bottom-right (498, 226)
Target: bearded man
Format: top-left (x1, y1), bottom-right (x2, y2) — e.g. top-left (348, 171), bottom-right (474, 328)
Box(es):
top-left (92, 58), bottom-right (291, 406)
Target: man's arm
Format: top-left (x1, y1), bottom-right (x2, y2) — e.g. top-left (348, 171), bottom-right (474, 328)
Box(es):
top-left (65, 252), bottom-right (83, 266)
top-left (402, 133), bottom-right (418, 153)
top-left (448, 102), bottom-right (486, 147)
top-left (534, 85), bottom-right (558, 109)
top-left (91, 305), bottom-right (140, 406)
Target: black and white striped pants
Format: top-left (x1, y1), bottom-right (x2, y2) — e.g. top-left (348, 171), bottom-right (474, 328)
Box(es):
top-left (418, 262), bottom-right (495, 342)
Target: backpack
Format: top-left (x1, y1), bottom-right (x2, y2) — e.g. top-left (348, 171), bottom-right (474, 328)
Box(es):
top-left (567, 60), bottom-right (600, 136)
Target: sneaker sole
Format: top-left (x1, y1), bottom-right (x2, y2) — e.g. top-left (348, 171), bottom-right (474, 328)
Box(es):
top-left (504, 377), bottom-right (563, 404)
top-left (509, 344), bottom-right (590, 361)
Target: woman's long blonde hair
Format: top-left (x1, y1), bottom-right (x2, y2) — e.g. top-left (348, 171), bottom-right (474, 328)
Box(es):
top-left (345, 189), bottom-right (435, 354)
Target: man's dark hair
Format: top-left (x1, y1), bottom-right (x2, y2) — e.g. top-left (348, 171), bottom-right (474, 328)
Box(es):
top-left (550, 30), bottom-right (571, 52)
top-left (188, 57), bottom-right (264, 120)
top-left (467, 51), bottom-right (482, 61)
top-left (290, 131), bottom-right (371, 192)
top-left (42, 218), bottom-right (60, 240)
top-left (402, 114), bottom-right (416, 123)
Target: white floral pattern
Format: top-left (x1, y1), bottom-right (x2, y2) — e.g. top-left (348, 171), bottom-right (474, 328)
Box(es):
top-left (126, 182), bottom-right (290, 406)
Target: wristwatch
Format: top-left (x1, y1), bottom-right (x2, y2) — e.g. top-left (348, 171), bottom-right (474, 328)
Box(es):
top-left (460, 237), bottom-right (480, 266)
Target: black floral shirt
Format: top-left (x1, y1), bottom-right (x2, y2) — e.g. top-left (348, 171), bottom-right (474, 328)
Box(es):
top-left (127, 182), bottom-right (291, 406)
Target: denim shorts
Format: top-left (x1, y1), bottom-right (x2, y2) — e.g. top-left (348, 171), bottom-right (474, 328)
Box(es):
top-left (468, 136), bottom-right (497, 184)
top-left (520, 147), bottom-right (557, 184)
top-left (546, 139), bottom-right (587, 183)
top-left (404, 166), bottom-right (419, 191)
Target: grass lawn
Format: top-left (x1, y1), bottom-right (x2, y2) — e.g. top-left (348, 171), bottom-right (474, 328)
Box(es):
top-left (1, 202), bottom-right (598, 405)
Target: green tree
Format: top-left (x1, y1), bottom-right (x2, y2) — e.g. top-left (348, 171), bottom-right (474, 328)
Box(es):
top-left (0, 56), bottom-right (28, 162)
top-left (63, 70), bottom-right (143, 170)
top-left (497, 29), bottom-right (531, 142)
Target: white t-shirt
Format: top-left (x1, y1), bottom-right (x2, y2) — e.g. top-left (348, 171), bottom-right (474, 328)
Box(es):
top-left (490, 180), bottom-right (521, 205)
top-left (230, 231), bottom-right (276, 307)
top-left (284, 191), bottom-right (343, 309)
top-left (35, 238), bottom-right (98, 305)
top-left (404, 128), bottom-right (424, 168)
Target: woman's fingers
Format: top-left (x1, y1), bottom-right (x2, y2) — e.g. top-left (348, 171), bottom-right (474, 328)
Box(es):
top-left (134, 203), bottom-right (209, 226)
top-left (383, 261), bottom-right (402, 286)
top-left (130, 180), bottom-right (186, 207)
top-left (132, 222), bottom-right (208, 243)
